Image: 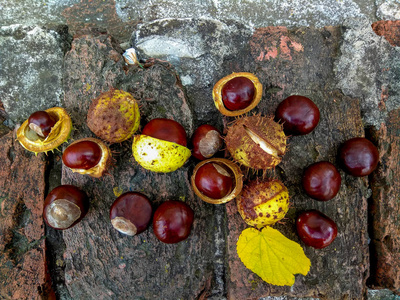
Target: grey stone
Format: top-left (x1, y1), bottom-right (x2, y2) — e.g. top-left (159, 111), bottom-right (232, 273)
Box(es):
top-left (116, 0), bottom-right (378, 28)
top-left (376, 0), bottom-right (400, 20)
top-left (134, 18), bottom-right (253, 88)
top-left (0, 0), bottom-right (77, 27)
top-left (368, 289), bottom-right (400, 300)
top-left (334, 17), bottom-right (400, 129)
top-left (0, 25), bottom-right (65, 124)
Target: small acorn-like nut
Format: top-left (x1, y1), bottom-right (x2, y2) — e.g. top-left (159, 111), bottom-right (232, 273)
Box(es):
top-left (132, 118), bottom-right (191, 173)
top-left (225, 115), bottom-right (287, 170)
top-left (87, 89), bottom-right (140, 144)
top-left (191, 158), bottom-right (243, 204)
top-left (110, 192), bottom-right (152, 236)
top-left (213, 72), bottom-right (262, 116)
top-left (62, 138), bottom-right (111, 178)
top-left (237, 180), bottom-right (289, 228)
top-left (43, 185), bottom-right (89, 230)
top-left (17, 107), bottom-right (72, 154)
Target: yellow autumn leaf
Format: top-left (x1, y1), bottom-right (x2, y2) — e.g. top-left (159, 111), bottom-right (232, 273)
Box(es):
top-left (237, 226), bottom-right (311, 286)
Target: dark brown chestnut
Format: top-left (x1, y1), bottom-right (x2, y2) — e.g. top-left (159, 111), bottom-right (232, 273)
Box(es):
top-left (191, 124), bottom-right (223, 160)
top-left (275, 95), bottom-right (320, 135)
top-left (142, 118), bottom-right (187, 147)
top-left (110, 192), bottom-right (152, 236)
top-left (194, 163), bottom-right (233, 199)
top-left (302, 161), bottom-right (341, 201)
top-left (338, 137), bottom-right (379, 177)
top-left (43, 185), bottom-right (89, 230)
top-left (296, 210), bottom-right (338, 249)
top-left (221, 76), bottom-right (255, 111)
top-left (153, 200), bottom-right (194, 244)
top-left (63, 140), bottom-right (102, 170)
top-left (28, 110), bottom-right (57, 138)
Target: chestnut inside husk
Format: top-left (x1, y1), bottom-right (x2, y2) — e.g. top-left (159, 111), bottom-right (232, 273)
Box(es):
top-left (213, 72), bottom-right (263, 116)
top-left (17, 107), bottom-right (72, 154)
top-left (62, 137), bottom-right (111, 178)
top-left (191, 158), bottom-right (243, 204)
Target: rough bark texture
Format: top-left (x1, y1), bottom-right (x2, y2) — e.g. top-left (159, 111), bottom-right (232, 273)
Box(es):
top-left (225, 26), bottom-right (369, 299)
top-left (60, 33), bottom-right (215, 300)
top-left (0, 131), bottom-right (53, 299)
top-left (369, 108), bottom-right (400, 291)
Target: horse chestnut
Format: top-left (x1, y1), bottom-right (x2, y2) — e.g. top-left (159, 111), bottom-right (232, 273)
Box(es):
top-left (213, 72), bottom-right (263, 116)
top-left (17, 107), bottom-right (72, 154)
top-left (28, 110), bottom-right (56, 138)
top-left (194, 163), bottom-right (233, 199)
top-left (87, 90), bottom-right (140, 144)
top-left (153, 200), bottom-right (194, 244)
top-left (225, 115), bottom-right (287, 170)
top-left (221, 76), bottom-right (255, 111)
top-left (62, 138), bottom-right (111, 178)
top-left (275, 95), bottom-right (320, 136)
top-left (236, 179), bottom-right (289, 227)
top-left (142, 118), bottom-right (187, 147)
top-left (296, 210), bottom-right (338, 249)
top-left (338, 137), bottom-right (379, 177)
top-left (191, 158), bottom-right (244, 204)
top-left (302, 161), bottom-right (341, 201)
top-left (110, 192), bottom-right (152, 236)
top-left (191, 124), bottom-right (223, 160)
top-left (132, 118), bottom-right (191, 173)
top-left (43, 185), bottom-right (89, 230)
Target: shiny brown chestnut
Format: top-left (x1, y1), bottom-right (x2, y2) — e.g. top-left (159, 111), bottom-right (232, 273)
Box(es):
top-left (275, 95), bottom-right (320, 135)
top-left (28, 110), bottom-right (57, 138)
top-left (142, 118), bottom-right (187, 147)
top-left (302, 161), bottom-right (341, 201)
top-left (153, 200), bottom-right (194, 244)
top-left (43, 185), bottom-right (89, 230)
top-left (110, 192), bottom-right (152, 236)
top-left (338, 137), bottom-right (379, 177)
top-left (213, 72), bottom-right (263, 116)
top-left (296, 210), bottom-right (338, 249)
top-left (191, 124), bottom-right (223, 160)
top-left (62, 138), bottom-right (111, 178)
top-left (194, 163), bottom-right (233, 199)
top-left (191, 158), bottom-right (243, 204)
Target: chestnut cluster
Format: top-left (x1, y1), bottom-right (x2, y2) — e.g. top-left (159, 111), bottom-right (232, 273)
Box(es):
top-left (24, 68), bottom-right (380, 255)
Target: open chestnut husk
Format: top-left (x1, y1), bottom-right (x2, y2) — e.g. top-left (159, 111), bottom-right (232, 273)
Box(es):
top-left (110, 192), bottom-right (152, 236)
top-left (191, 158), bottom-right (243, 204)
top-left (132, 118), bottom-right (191, 173)
top-left (62, 137), bottom-right (111, 178)
top-left (225, 115), bottom-right (287, 170)
top-left (43, 185), bottom-right (89, 230)
top-left (213, 72), bottom-right (263, 116)
top-left (17, 107), bottom-right (72, 154)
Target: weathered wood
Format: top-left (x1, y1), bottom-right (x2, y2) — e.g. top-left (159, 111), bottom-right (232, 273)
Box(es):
top-left (61, 33), bottom-right (215, 299)
top-left (369, 108), bottom-right (400, 290)
top-left (226, 26), bottom-right (369, 299)
top-left (0, 131), bottom-right (53, 299)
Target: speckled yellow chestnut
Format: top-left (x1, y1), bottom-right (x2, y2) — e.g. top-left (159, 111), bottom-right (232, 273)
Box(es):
top-left (87, 90), bottom-right (140, 144)
top-left (17, 107), bottom-right (72, 154)
top-left (132, 135), bottom-right (191, 173)
top-left (237, 180), bottom-right (290, 228)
